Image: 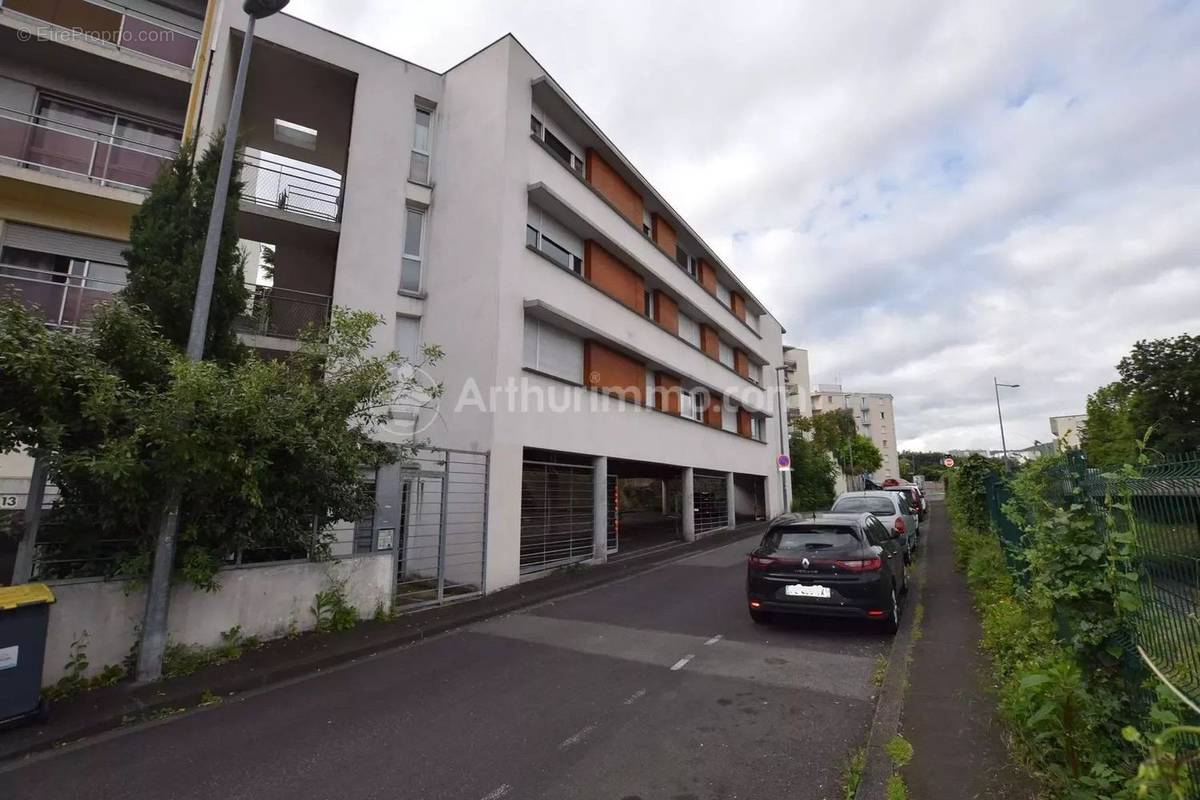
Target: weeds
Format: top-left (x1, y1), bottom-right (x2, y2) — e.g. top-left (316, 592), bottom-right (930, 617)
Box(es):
top-left (162, 626), bottom-right (260, 679)
top-left (841, 746), bottom-right (866, 800)
top-left (42, 633), bottom-right (127, 702)
top-left (312, 577), bottom-right (358, 633)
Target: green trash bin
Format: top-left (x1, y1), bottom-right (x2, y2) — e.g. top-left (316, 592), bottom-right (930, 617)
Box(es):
top-left (0, 583), bottom-right (55, 728)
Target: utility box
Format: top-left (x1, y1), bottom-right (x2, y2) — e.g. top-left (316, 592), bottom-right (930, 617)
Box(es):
top-left (0, 583), bottom-right (54, 727)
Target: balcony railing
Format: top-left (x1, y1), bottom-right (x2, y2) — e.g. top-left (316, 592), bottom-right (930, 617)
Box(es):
top-left (1, 0), bottom-right (201, 69)
top-left (0, 105), bottom-right (179, 192)
top-left (235, 283), bottom-right (332, 340)
top-left (0, 262), bottom-right (125, 332)
top-left (240, 153), bottom-right (343, 223)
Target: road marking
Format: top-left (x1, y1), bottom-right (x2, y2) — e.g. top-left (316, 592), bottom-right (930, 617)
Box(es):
top-left (670, 654), bottom-right (695, 671)
top-left (480, 785), bottom-right (512, 800)
top-left (623, 688), bottom-right (647, 705)
top-left (704, 634), bottom-right (723, 646)
top-left (558, 724), bottom-right (596, 750)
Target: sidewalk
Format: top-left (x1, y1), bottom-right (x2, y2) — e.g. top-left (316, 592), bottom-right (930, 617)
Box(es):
top-left (899, 502), bottom-right (1037, 799)
top-left (0, 520), bottom-right (767, 764)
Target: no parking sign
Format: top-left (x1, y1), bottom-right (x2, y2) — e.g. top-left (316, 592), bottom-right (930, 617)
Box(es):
top-left (777, 454), bottom-right (791, 472)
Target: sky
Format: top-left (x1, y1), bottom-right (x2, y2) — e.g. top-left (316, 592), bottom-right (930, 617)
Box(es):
top-left (289, 0), bottom-right (1200, 453)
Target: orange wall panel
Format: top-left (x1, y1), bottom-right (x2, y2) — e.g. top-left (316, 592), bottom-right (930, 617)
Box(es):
top-left (700, 324), bottom-right (720, 359)
top-left (698, 260), bottom-right (717, 294)
top-left (651, 213), bottom-right (677, 254)
top-left (586, 149), bottom-right (644, 227)
top-left (585, 241), bottom-right (644, 313)
top-left (655, 373), bottom-right (682, 414)
top-left (585, 341), bottom-right (646, 405)
top-left (653, 290), bottom-right (678, 335)
top-left (730, 291), bottom-right (747, 321)
top-left (734, 349), bottom-right (750, 378)
top-left (738, 408), bottom-right (752, 438)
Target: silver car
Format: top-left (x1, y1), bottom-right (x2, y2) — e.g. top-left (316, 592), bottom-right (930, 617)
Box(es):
top-left (830, 491), bottom-right (919, 557)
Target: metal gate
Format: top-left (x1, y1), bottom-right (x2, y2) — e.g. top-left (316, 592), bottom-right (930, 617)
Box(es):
top-left (694, 473), bottom-right (728, 536)
top-left (393, 447), bottom-right (489, 610)
top-left (520, 460), bottom-right (592, 575)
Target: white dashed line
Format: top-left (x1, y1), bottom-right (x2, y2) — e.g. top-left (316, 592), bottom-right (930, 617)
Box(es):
top-left (670, 654), bottom-right (695, 671)
top-left (623, 688), bottom-right (647, 705)
top-left (558, 724), bottom-right (597, 750)
top-left (480, 784), bottom-right (512, 800)
top-left (704, 634), bottom-right (723, 646)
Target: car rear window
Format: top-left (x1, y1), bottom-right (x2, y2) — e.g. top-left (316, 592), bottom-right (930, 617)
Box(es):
top-left (831, 497), bottom-right (895, 515)
top-left (761, 525), bottom-right (859, 552)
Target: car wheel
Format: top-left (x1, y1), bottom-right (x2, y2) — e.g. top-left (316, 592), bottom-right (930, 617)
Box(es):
top-left (749, 608), bottom-right (772, 625)
top-left (883, 588), bottom-right (900, 635)
top-left (899, 564), bottom-right (909, 595)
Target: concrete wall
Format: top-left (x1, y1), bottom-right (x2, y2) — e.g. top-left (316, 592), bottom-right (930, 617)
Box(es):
top-left (42, 555), bottom-right (392, 685)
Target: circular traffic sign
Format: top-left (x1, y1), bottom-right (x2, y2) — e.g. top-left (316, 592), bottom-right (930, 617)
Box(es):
top-left (943, 457), bottom-right (955, 468)
top-left (777, 453), bottom-right (791, 469)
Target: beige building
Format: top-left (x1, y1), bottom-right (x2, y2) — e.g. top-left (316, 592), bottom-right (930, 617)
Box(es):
top-left (811, 385), bottom-right (900, 483)
top-left (782, 346), bottom-right (812, 422)
top-left (1049, 414), bottom-right (1087, 449)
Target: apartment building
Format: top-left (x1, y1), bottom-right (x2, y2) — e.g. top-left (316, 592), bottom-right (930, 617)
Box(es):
top-left (782, 346), bottom-right (812, 422)
top-left (1049, 413), bottom-right (1087, 449)
top-left (0, 0), bottom-right (788, 593)
top-left (810, 385), bottom-right (900, 483)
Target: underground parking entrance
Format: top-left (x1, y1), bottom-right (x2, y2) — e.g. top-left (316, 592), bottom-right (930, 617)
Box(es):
top-left (519, 447), bottom-right (770, 579)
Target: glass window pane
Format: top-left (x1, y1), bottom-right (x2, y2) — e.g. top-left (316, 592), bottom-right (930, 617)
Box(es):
top-left (540, 235), bottom-right (575, 272)
top-left (403, 209), bottom-right (423, 257)
top-left (526, 225), bottom-right (539, 249)
top-left (413, 109), bottom-right (431, 152)
top-left (400, 257), bottom-right (421, 292)
top-left (409, 152), bottom-right (430, 184)
top-left (543, 129), bottom-right (573, 165)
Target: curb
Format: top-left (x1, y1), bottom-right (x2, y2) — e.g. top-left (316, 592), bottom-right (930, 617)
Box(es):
top-left (0, 523), bottom-right (766, 765)
top-left (855, 540), bottom-right (923, 799)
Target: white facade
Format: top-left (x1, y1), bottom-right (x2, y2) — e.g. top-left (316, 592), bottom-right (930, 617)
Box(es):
top-left (811, 385), bottom-right (900, 483)
top-left (1049, 414), bottom-right (1087, 449)
top-left (782, 346), bottom-right (812, 421)
top-left (195, 9), bottom-right (789, 592)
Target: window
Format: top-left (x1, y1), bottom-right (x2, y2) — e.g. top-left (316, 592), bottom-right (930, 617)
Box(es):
top-left (678, 313), bottom-right (700, 347)
top-left (748, 362), bottom-right (762, 385)
top-left (715, 282), bottom-right (731, 308)
top-left (680, 391), bottom-right (694, 420)
top-left (394, 315), bottom-right (420, 361)
top-left (722, 405), bottom-right (737, 433)
top-left (400, 208), bottom-right (424, 292)
top-left (643, 289), bottom-right (655, 319)
top-left (522, 317), bottom-right (584, 383)
top-left (675, 245), bottom-right (698, 278)
top-left (752, 416), bottom-right (764, 441)
top-left (690, 391), bottom-right (705, 422)
top-left (645, 370), bottom-right (655, 407)
top-left (642, 209), bottom-right (652, 237)
top-left (410, 106), bottom-right (433, 184)
top-left (718, 341), bottom-right (734, 368)
top-left (526, 211), bottom-right (583, 275)
top-left (531, 114), bottom-right (584, 176)
top-left (881, 411), bottom-right (886, 420)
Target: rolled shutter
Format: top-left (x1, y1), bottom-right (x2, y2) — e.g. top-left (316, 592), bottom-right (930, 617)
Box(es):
top-left (2, 223), bottom-right (128, 265)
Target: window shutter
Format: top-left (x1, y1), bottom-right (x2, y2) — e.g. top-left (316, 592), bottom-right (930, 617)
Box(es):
top-left (2, 223), bottom-right (128, 265)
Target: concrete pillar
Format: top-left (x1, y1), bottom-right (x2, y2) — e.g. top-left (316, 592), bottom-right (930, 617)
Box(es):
top-left (592, 455), bottom-right (608, 563)
top-left (681, 466), bottom-right (695, 542)
top-left (726, 472), bottom-right (736, 530)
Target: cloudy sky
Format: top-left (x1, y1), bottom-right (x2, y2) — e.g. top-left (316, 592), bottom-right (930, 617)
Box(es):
top-left (290, 0), bottom-right (1200, 452)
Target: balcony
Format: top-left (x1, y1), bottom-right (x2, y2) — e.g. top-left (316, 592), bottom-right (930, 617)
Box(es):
top-left (0, 261), bottom-right (124, 332)
top-left (0, 104), bottom-right (178, 193)
top-left (234, 283), bottom-right (332, 341)
top-left (1, 0), bottom-right (201, 70)
top-left (240, 152), bottom-right (343, 225)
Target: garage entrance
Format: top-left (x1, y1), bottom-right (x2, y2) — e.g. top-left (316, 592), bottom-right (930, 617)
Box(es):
top-left (693, 471), bottom-right (729, 535)
top-left (520, 449), bottom-right (619, 576)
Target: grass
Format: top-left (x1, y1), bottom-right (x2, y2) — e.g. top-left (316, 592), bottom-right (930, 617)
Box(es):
top-left (885, 775), bottom-right (909, 800)
top-left (871, 654), bottom-right (889, 688)
top-left (841, 746), bottom-right (867, 800)
top-left (883, 735), bottom-right (913, 800)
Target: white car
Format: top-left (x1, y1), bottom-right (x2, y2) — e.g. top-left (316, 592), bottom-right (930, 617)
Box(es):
top-left (830, 491), bottom-right (919, 557)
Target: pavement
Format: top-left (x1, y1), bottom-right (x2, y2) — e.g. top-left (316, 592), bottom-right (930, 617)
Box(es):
top-left (898, 500), bottom-right (1038, 799)
top-left (0, 525), bottom-right (891, 800)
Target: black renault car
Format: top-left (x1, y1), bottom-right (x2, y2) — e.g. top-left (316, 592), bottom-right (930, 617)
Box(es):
top-left (746, 513), bottom-right (907, 633)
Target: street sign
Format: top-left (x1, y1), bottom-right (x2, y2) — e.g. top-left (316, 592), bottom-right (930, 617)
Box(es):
top-left (777, 453), bottom-right (791, 471)
top-left (942, 457), bottom-right (955, 468)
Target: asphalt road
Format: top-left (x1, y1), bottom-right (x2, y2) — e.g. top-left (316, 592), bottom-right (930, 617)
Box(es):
top-left (0, 533), bottom-right (889, 800)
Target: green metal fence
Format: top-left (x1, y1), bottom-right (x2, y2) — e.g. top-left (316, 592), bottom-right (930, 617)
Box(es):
top-left (983, 451), bottom-right (1200, 785)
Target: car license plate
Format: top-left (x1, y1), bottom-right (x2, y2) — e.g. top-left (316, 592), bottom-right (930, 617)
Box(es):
top-left (785, 584), bottom-right (830, 598)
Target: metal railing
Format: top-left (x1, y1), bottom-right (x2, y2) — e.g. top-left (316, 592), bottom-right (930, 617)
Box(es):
top-left (0, 262), bottom-right (125, 332)
top-left (1, 0), bottom-right (201, 69)
top-left (0, 104), bottom-right (179, 192)
top-left (240, 152), bottom-right (343, 223)
top-left (235, 283), bottom-right (332, 340)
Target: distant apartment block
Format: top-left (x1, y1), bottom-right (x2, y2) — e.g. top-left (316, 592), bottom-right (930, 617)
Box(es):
top-left (811, 385), bottom-right (900, 483)
top-left (782, 346), bottom-right (811, 421)
top-left (0, 0), bottom-right (789, 592)
top-left (1049, 414), bottom-right (1087, 449)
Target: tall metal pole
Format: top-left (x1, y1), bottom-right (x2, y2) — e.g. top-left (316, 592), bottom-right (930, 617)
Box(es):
top-left (994, 377), bottom-right (1009, 464)
top-left (136, 14), bottom-right (259, 683)
top-left (775, 367), bottom-right (788, 513)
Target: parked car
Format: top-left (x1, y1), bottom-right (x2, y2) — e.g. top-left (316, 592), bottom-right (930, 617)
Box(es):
top-left (831, 491), bottom-right (918, 556)
top-left (746, 512), bottom-right (907, 634)
top-left (883, 484), bottom-right (926, 525)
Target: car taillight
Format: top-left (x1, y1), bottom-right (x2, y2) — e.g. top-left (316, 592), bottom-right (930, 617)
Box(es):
top-left (894, 516), bottom-right (906, 534)
top-left (835, 557), bottom-right (882, 572)
top-left (748, 555), bottom-right (776, 569)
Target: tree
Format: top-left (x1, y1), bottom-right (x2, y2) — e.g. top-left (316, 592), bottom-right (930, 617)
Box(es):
top-left (788, 424), bottom-right (836, 511)
top-left (809, 408), bottom-right (857, 454)
top-left (835, 433), bottom-right (882, 477)
top-left (1116, 334), bottom-right (1200, 456)
top-left (122, 133), bottom-right (249, 362)
top-left (1081, 382), bottom-right (1138, 469)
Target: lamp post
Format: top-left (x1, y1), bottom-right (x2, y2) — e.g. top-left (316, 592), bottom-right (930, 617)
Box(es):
top-left (774, 366), bottom-right (790, 513)
top-left (136, 0), bottom-right (290, 683)
top-left (993, 377), bottom-right (1020, 465)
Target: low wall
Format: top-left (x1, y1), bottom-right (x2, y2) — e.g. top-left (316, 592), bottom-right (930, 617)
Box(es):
top-left (42, 554), bottom-right (393, 685)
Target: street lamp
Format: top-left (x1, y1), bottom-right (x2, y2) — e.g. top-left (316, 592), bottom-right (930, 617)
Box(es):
top-left (993, 378), bottom-right (1020, 465)
top-left (774, 366), bottom-right (790, 513)
top-left (137, 0), bottom-right (290, 683)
